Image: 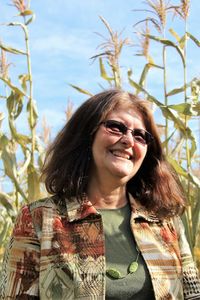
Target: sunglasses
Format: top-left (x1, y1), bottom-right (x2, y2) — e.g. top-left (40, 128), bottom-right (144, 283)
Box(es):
top-left (100, 120), bottom-right (153, 145)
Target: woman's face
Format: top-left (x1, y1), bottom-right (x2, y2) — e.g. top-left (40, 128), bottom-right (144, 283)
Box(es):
top-left (91, 106), bottom-right (148, 185)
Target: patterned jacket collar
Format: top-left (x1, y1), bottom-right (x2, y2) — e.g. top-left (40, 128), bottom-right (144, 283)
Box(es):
top-left (54, 194), bottom-right (161, 223)
top-left (53, 195), bottom-right (97, 222)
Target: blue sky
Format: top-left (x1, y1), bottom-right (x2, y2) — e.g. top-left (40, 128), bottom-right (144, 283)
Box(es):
top-left (0, 0), bottom-right (199, 137)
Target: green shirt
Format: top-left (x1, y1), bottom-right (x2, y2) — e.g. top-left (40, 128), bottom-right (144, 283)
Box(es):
top-left (99, 203), bottom-right (155, 300)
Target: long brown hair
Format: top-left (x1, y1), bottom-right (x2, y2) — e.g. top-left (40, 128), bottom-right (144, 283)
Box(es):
top-left (41, 89), bottom-right (186, 218)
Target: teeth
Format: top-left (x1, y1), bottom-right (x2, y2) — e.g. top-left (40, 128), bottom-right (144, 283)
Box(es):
top-left (111, 150), bottom-right (132, 160)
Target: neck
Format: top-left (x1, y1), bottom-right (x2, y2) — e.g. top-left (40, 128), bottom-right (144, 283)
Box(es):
top-left (87, 177), bottom-right (128, 209)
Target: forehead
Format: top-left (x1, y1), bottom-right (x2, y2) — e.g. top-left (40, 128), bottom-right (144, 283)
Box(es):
top-left (105, 106), bottom-right (145, 126)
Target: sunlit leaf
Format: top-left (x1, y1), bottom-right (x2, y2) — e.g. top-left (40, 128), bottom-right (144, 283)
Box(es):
top-left (167, 81), bottom-right (192, 97)
top-left (0, 192), bottom-right (15, 216)
top-left (9, 119), bottom-right (31, 146)
top-left (99, 57), bottom-right (113, 81)
top-left (192, 197), bottom-right (200, 239)
top-left (69, 84), bottom-right (93, 96)
top-left (128, 77), bottom-right (140, 94)
top-left (0, 112), bottom-right (4, 129)
top-left (169, 28), bottom-right (181, 43)
top-left (139, 64), bottom-right (151, 89)
top-left (25, 14), bottom-right (36, 26)
top-left (162, 129), bottom-right (176, 148)
top-left (139, 63), bottom-right (163, 89)
top-left (145, 34), bottom-right (185, 66)
top-left (186, 32), bottom-right (200, 47)
top-left (27, 99), bottom-right (38, 129)
top-left (1, 147), bottom-right (17, 181)
top-left (18, 151), bottom-right (31, 175)
top-left (27, 164), bottom-right (41, 201)
top-left (19, 74), bottom-right (30, 92)
top-left (167, 157), bottom-right (200, 187)
top-left (168, 102), bottom-right (199, 116)
top-left (7, 91), bottom-right (23, 119)
top-left (0, 42), bottom-right (26, 55)
top-left (179, 34), bottom-right (188, 49)
top-left (7, 22), bottom-right (28, 37)
top-left (193, 102), bottom-right (200, 114)
top-left (0, 76), bottom-right (27, 97)
top-left (167, 156), bottom-right (188, 176)
top-left (0, 222), bottom-right (10, 246)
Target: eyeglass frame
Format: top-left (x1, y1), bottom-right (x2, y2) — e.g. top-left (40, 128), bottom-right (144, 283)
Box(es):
top-left (99, 119), bottom-right (154, 145)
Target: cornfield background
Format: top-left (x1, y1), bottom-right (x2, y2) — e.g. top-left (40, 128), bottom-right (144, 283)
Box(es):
top-left (0, 0), bottom-right (199, 274)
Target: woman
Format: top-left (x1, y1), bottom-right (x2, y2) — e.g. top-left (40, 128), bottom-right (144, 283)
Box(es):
top-left (0, 89), bottom-right (200, 299)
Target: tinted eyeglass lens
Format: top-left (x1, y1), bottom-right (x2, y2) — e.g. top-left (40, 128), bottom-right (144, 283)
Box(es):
top-left (105, 120), bottom-right (126, 135)
top-left (133, 129), bottom-right (148, 145)
top-left (102, 120), bottom-right (153, 145)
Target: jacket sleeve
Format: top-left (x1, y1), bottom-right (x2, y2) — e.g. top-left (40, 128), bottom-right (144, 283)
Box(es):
top-left (0, 205), bottom-right (40, 299)
top-left (174, 216), bottom-right (200, 300)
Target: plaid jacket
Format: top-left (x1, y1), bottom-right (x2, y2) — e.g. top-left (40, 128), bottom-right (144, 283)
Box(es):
top-left (0, 195), bottom-right (200, 300)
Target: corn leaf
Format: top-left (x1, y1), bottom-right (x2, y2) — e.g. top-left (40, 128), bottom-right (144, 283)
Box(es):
top-left (27, 100), bottom-right (38, 129)
top-left (7, 22), bottom-right (28, 37)
top-left (25, 14), bottom-right (36, 26)
top-left (18, 151), bottom-right (31, 175)
top-left (99, 57), bottom-right (113, 81)
top-left (0, 42), bottom-right (26, 55)
top-left (167, 156), bottom-right (188, 176)
top-left (9, 119), bottom-right (31, 146)
top-left (0, 192), bottom-right (15, 216)
top-left (167, 157), bottom-right (200, 187)
top-left (7, 91), bottom-right (23, 119)
top-left (0, 112), bottom-right (4, 129)
top-left (186, 32), bottom-right (200, 47)
top-left (192, 194), bottom-right (200, 235)
top-left (0, 77), bottom-right (27, 97)
top-left (139, 63), bottom-right (163, 89)
top-left (27, 164), bottom-right (41, 201)
top-left (168, 102), bottom-right (199, 116)
top-left (69, 84), bottom-right (93, 96)
top-left (167, 81), bottom-right (192, 97)
top-left (0, 222), bottom-right (10, 246)
top-left (162, 129), bottom-right (176, 148)
top-left (145, 34), bottom-right (185, 67)
top-left (1, 147), bottom-right (17, 180)
top-left (19, 74), bottom-right (30, 92)
top-left (169, 28), bottom-right (181, 43)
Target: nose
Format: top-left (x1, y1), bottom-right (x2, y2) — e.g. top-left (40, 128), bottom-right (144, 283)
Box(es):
top-left (120, 130), bottom-right (135, 147)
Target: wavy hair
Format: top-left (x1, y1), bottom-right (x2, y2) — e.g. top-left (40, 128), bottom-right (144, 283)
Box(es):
top-left (41, 89), bottom-right (185, 218)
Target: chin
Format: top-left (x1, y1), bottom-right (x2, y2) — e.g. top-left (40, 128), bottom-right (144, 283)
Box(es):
top-left (111, 168), bottom-right (135, 182)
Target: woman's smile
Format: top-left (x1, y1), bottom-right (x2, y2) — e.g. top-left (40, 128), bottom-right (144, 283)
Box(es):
top-left (109, 149), bottom-right (133, 160)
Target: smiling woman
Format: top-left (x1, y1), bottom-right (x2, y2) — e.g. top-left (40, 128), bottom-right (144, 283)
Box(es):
top-left (0, 89), bottom-right (200, 299)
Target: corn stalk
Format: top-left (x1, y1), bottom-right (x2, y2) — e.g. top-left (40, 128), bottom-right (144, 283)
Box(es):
top-left (0, 1), bottom-right (47, 268)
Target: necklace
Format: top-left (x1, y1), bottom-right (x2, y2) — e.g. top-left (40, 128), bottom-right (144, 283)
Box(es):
top-left (106, 247), bottom-right (140, 279)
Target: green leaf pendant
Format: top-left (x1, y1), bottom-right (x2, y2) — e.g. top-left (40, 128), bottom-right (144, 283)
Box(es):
top-left (106, 268), bottom-right (122, 279)
top-left (129, 261), bottom-right (138, 273)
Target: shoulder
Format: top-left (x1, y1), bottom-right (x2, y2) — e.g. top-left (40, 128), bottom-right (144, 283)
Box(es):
top-left (27, 196), bottom-right (63, 223)
top-left (15, 196), bottom-right (62, 230)
top-left (29, 196), bottom-right (56, 211)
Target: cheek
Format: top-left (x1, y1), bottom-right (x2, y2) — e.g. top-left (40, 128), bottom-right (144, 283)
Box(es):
top-left (134, 145), bottom-right (147, 161)
top-left (92, 131), bottom-right (118, 151)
